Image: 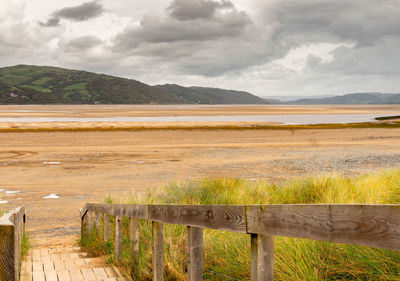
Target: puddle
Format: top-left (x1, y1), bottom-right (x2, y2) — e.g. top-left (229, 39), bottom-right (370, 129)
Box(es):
top-left (43, 194), bottom-right (60, 199)
top-left (5, 190), bottom-right (21, 194)
top-left (0, 200), bottom-right (8, 204)
top-left (43, 162), bottom-right (61, 165)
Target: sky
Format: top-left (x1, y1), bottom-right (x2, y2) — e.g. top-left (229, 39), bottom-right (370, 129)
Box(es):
top-left (1, 0), bottom-right (399, 97)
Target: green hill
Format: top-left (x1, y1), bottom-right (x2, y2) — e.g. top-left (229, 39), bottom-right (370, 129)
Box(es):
top-left (156, 84), bottom-right (266, 104)
top-left (0, 65), bottom-right (266, 104)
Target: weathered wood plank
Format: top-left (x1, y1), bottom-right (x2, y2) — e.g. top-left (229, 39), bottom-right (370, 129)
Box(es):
top-left (152, 221), bottom-right (164, 281)
top-left (32, 262), bottom-right (43, 272)
top-left (0, 206), bottom-right (25, 281)
top-left (115, 216), bottom-right (123, 262)
top-left (68, 267), bottom-right (84, 281)
top-left (53, 259), bottom-right (66, 272)
top-left (57, 270), bottom-right (71, 281)
top-left (246, 204), bottom-right (400, 250)
top-left (44, 270), bottom-right (58, 281)
top-left (32, 271), bottom-right (45, 281)
top-left (80, 268), bottom-right (96, 280)
top-left (0, 221), bottom-right (15, 281)
top-left (129, 218), bottom-right (139, 268)
top-left (251, 234), bottom-right (274, 281)
top-left (20, 261), bottom-right (32, 281)
top-left (187, 227), bottom-right (203, 281)
top-left (43, 259), bottom-right (54, 272)
top-left (85, 204), bottom-right (147, 219)
top-left (95, 213), bottom-right (101, 234)
top-left (148, 205), bottom-right (247, 233)
top-left (32, 250), bottom-right (41, 262)
top-left (104, 267), bottom-right (119, 278)
top-left (104, 214), bottom-right (110, 242)
top-left (86, 212), bottom-right (93, 235)
top-left (93, 267), bottom-right (109, 279)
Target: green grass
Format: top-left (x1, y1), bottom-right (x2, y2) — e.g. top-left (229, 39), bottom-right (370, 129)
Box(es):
top-left (32, 77), bottom-right (52, 86)
top-left (0, 74), bottom-right (32, 85)
top-left (21, 232), bottom-right (31, 258)
top-left (64, 82), bottom-right (87, 90)
top-left (82, 169), bottom-right (400, 280)
top-left (20, 84), bottom-right (44, 91)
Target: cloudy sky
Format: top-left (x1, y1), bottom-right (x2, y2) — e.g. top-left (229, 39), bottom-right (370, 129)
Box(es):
top-left (1, 0), bottom-right (399, 97)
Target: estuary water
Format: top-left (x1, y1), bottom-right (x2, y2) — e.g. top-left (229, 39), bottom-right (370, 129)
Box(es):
top-left (0, 113), bottom-right (393, 125)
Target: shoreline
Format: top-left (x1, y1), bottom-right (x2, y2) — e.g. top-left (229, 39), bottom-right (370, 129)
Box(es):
top-left (0, 120), bottom-right (399, 132)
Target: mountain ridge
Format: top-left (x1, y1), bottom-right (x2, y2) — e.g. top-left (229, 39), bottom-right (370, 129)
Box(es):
top-left (0, 65), bottom-right (266, 104)
top-left (266, 92), bottom-right (400, 104)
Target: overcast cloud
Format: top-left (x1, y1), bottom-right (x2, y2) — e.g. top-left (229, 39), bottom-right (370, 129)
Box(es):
top-left (0, 0), bottom-right (399, 97)
top-left (40, 1), bottom-right (104, 27)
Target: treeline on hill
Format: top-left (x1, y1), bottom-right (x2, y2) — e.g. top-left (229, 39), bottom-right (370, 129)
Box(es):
top-left (0, 65), bottom-right (266, 104)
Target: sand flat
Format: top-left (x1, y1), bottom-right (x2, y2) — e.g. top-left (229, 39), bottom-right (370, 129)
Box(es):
top-left (1, 105), bottom-right (400, 246)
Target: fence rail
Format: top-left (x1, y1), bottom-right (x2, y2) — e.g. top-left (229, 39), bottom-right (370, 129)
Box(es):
top-left (0, 206), bottom-right (26, 281)
top-left (80, 203), bottom-right (400, 281)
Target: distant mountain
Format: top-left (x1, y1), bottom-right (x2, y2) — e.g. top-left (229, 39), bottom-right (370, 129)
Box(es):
top-left (0, 65), bottom-right (266, 104)
top-left (267, 93), bottom-right (400, 104)
top-left (262, 95), bottom-right (334, 102)
top-left (156, 84), bottom-right (266, 104)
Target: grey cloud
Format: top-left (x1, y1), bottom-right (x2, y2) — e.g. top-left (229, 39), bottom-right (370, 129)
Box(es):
top-left (64, 36), bottom-right (103, 50)
top-left (115, 11), bottom-right (251, 47)
top-left (55, 1), bottom-right (103, 21)
top-left (112, 0), bottom-right (272, 75)
top-left (39, 17), bottom-right (60, 27)
top-left (309, 37), bottom-right (400, 76)
top-left (266, 0), bottom-right (400, 47)
top-left (167, 0), bottom-right (233, 21)
top-left (41, 1), bottom-right (104, 27)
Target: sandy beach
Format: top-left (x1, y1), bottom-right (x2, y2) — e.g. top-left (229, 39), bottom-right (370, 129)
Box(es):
top-left (1, 105), bottom-right (400, 246)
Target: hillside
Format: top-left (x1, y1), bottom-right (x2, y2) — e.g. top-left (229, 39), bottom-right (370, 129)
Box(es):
top-left (0, 65), bottom-right (266, 104)
top-left (267, 92), bottom-right (400, 104)
top-left (156, 84), bottom-right (266, 104)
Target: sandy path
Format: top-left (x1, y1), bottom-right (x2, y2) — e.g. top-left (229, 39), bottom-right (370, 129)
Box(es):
top-left (1, 128), bottom-right (400, 245)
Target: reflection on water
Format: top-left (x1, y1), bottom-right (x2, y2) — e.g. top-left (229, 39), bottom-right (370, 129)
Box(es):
top-left (0, 114), bottom-right (393, 125)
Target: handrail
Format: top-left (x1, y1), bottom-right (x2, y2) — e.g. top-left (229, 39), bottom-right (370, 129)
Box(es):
top-left (81, 203), bottom-right (400, 280)
top-left (0, 206), bottom-right (26, 281)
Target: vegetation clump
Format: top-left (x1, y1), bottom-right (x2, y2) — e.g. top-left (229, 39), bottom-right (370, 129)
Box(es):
top-left (83, 169), bottom-right (400, 280)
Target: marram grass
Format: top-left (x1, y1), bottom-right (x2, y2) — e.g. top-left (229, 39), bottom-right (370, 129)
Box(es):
top-left (83, 169), bottom-right (400, 280)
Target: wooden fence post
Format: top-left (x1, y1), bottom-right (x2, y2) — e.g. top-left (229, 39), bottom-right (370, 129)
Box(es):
top-left (152, 221), bottom-right (164, 281)
top-left (0, 207), bottom-right (24, 281)
top-left (129, 218), bottom-right (139, 265)
top-left (96, 212), bottom-right (101, 235)
top-left (104, 214), bottom-right (110, 242)
top-left (251, 234), bottom-right (274, 281)
top-left (187, 226), bottom-right (203, 281)
top-left (115, 216), bottom-right (123, 262)
top-left (0, 221), bottom-right (15, 281)
top-left (87, 212), bottom-right (93, 235)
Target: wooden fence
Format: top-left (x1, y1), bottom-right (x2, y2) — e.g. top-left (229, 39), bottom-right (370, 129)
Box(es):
top-left (80, 203), bottom-right (400, 281)
top-left (0, 206), bottom-right (26, 281)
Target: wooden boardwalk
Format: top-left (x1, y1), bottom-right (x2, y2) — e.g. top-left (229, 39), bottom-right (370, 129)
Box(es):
top-left (20, 247), bottom-right (129, 281)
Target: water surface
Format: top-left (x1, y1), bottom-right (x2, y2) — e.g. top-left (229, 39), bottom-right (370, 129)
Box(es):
top-left (0, 113), bottom-right (392, 125)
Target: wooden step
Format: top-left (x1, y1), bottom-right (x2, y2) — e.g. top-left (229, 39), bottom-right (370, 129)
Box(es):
top-left (21, 247), bottom-right (129, 281)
